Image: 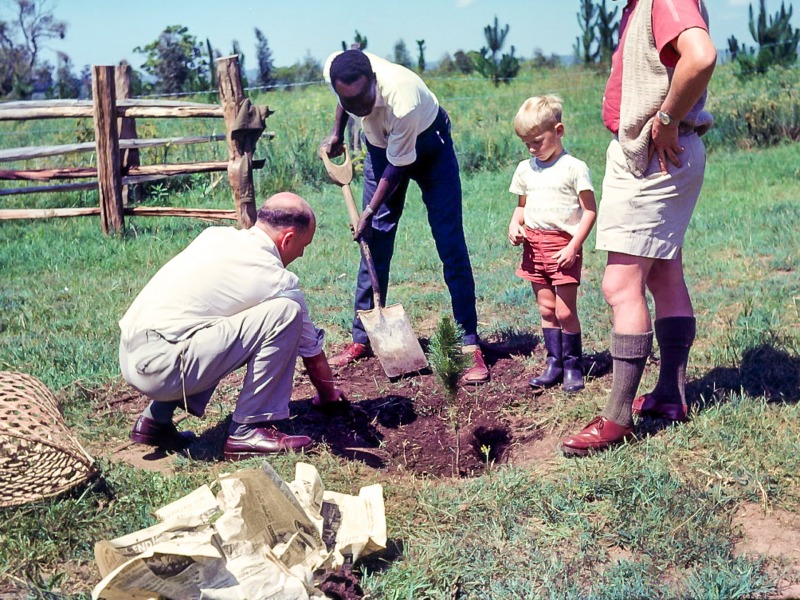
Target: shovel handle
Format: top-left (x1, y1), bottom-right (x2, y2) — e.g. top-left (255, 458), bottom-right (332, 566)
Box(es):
top-left (340, 182), bottom-right (383, 310)
top-left (319, 147), bottom-right (383, 308)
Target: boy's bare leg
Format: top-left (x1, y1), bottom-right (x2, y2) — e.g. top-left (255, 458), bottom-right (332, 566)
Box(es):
top-left (533, 283), bottom-right (559, 328)
top-left (554, 283), bottom-right (580, 333)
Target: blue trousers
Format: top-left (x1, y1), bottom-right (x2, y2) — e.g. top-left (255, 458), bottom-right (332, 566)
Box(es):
top-left (352, 107), bottom-right (478, 346)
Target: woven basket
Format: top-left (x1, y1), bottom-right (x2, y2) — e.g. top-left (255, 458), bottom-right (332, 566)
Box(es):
top-left (0, 371), bottom-right (97, 508)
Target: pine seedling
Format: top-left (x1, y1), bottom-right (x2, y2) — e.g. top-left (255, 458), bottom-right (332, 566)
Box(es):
top-left (428, 315), bottom-right (467, 475)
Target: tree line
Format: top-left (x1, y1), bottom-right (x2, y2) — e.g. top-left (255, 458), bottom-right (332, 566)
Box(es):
top-left (0, 0), bottom-right (797, 101)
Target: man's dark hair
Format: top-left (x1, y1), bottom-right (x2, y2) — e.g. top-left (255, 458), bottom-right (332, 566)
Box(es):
top-left (330, 49), bottom-right (373, 86)
top-left (257, 204), bottom-right (312, 231)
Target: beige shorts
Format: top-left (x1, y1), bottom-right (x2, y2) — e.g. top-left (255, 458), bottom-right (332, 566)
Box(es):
top-left (596, 134), bottom-right (706, 259)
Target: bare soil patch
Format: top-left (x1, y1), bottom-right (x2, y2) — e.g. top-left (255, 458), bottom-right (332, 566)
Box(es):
top-left (95, 336), bottom-right (590, 478)
top-left (734, 502), bottom-right (800, 599)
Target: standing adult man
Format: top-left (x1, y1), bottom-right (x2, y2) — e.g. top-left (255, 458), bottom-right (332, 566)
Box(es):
top-left (120, 192), bottom-right (345, 460)
top-left (320, 49), bottom-right (489, 384)
top-left (560, 0), bottom-right (717, 455)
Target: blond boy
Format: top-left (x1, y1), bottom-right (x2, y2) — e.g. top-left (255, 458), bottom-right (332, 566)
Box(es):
top-left (508, 96), bottom-right (597, 392)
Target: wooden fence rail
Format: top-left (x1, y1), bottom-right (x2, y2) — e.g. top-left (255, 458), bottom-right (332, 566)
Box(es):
top-left (0, 55), bottom-right (270, 234)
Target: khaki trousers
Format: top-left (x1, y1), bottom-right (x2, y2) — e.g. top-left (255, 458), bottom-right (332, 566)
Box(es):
top-left (119, 297), bottom-right (303, 424)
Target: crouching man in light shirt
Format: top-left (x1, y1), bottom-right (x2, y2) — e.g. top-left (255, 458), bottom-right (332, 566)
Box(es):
top-left (119, 192), bottom-right (345, 460)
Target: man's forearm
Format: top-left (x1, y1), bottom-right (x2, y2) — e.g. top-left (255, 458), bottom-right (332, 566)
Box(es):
top-left (366, 163), bottom-right (407, 212)
top-left (331, 104), bottom-right (349, 140)
top-left (303, 352), bottom-right (337, 400)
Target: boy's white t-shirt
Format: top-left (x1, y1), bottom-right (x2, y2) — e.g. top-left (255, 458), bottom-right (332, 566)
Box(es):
top-left (509, 152), bottom-right (594, 237)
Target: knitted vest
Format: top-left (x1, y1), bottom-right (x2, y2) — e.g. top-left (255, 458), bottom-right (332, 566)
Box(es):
top-left (618, 0), bottom-right (713, 177)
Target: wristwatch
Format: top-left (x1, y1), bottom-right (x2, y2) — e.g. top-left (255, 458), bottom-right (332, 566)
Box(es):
top-left (657, 110), bottom-right (674, 126)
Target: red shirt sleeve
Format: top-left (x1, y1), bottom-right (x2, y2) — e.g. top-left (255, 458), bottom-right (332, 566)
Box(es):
top-left (652, 0), bottom-right (709, 66)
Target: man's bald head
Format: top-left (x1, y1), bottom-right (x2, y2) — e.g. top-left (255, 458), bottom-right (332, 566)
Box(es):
top-left (257, 192), bottom-right (315, 232)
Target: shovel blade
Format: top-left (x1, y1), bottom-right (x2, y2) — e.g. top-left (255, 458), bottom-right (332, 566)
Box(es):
top-left (358, 304), bottom-right (428, 378)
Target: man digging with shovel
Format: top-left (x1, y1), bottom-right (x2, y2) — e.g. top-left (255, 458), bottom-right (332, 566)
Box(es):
top-left (320, 49), bottom-right (490, 384)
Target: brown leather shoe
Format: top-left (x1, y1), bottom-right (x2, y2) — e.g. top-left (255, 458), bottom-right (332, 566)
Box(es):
top-left (560, 416), bottom-right (633, 457)
top-left (632, 393), bottom-right (688, 422)
top-left (130, 415), bottom-right (196, 451)
top-left (462, 345), bottom-right (490, 385)
top-left (329, 342), bottom-right (371, 368)
top-left (223, 426), bottom-right (314, 460)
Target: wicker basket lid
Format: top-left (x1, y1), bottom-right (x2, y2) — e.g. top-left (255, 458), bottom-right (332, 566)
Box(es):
top-left (0, 371), bottom-right (97, 508)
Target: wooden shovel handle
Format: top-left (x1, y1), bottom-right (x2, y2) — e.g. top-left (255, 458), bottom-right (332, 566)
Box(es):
top-left (340, 182), bottom-right (383, 310)
top-left (318, 147), bottom-right (383, 309)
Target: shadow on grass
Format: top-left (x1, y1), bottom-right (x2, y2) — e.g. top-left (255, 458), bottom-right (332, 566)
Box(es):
top-left (638, 342), bottom-right (800, 437)
top-left (688, 342), bottom-right (800, 410)
top-left (358, 538), bottom-right (405, 575)
top-left (481, 329), bottom-right (538, 362)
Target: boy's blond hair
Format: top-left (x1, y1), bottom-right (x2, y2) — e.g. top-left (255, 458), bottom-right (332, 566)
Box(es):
top-left (514, 95), bottom-right (563, 137)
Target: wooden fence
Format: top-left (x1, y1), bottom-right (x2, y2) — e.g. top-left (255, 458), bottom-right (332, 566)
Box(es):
top-left (0, 55), bottom-right (271, 234)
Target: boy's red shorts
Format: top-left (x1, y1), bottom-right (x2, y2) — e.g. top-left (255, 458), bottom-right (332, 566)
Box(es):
top-left (515, 227), bottom-right (582, 286)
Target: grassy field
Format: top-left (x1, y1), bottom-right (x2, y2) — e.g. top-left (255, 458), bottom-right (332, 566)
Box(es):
top-left (1, 63), bottom-right (799, 598)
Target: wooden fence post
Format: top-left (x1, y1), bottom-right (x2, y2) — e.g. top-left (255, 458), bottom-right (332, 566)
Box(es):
top-left (115, 63), bottom-right (139, 207)
top-left (92, 66), bottom-right (124, 235)
top-left (217, 55), bottom-right (257, 229)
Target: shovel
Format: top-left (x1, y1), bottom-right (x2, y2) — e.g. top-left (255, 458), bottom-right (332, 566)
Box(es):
top-left (319, 147), bottom-right (428, 378)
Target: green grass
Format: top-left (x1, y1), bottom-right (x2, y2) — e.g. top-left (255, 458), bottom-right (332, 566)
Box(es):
top-left (1, 64), bottom-right (799, 598)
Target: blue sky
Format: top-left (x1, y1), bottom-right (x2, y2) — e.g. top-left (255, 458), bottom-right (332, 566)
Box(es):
top-left (21, 0), bottom-right (783, 71)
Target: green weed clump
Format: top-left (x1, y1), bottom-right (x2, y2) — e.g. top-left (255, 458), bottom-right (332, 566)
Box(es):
top-left (706, 65), bottom-right (800, 149)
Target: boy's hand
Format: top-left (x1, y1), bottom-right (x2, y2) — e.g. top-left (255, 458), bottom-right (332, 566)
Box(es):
top-left (553, 244), bottom-right (578, 268)
top-left (508, 222), bottom-right (526, 246)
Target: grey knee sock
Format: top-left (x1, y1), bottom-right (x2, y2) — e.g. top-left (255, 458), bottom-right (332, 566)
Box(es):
top-left (144, 400), bottom-right (179, 424)
top-left (651, 317), bottom-right (696, 406)
top-left (601, 331), bottom-right (654, 428)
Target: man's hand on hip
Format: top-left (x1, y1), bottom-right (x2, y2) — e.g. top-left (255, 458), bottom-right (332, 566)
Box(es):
top-left (650, 119), bottom-right (683, 175)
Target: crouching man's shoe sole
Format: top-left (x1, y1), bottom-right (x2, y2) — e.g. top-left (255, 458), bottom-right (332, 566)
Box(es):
top-left (130, 415), bottom-right (196, 451)
top-left (223, 427), bottom-right (314, 461)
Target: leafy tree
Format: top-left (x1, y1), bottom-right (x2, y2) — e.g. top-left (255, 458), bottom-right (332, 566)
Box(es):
top-left (416, 39), bottom-right (426, 72)
top-left (531, 48), bottom-right (560, 69)
top-left (574, 0), bottom-right (599, 64)
top-left (341, 30), bottom-right (367, 51)
top-left (0, 0), bottom-right (66, 98)
top-left (31, 61), bottom-right (51, 96)
top-left (254, 28), bottom-right (274, 88)
top-left (472, 16), bottom-right (520, 86)
top-left (436, 52), bottom-right (456, 74)
top-left (54, 51), bottom-right (80, 98)
top-left (272, 52), bottom-right (322, 88)
top-left (595, 0), bottom-right (619, 65)
top-left (453, 49), bottom-right (473, 74)
top-left (134, 25), bottom-right (206, 94)
top-left (738, 0), bottom-right (799, 75)
top-left (393, 39), bottom-right (412, 68)
top-left (727, 35), bottom-right (742, 62)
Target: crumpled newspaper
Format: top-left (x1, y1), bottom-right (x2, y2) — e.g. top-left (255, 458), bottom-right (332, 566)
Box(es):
top-left (92, 462), bottom-right (386, 600)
